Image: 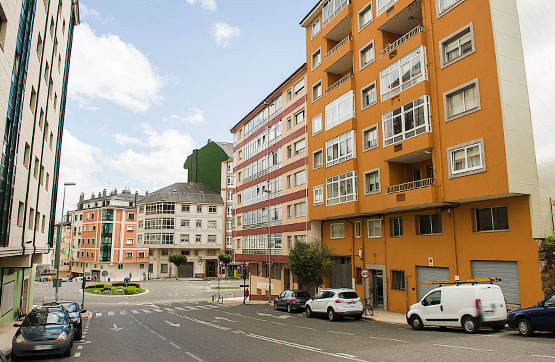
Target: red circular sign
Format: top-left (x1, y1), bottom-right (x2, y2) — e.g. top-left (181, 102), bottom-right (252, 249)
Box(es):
top-left (361, 268), bottom-right (370, 279)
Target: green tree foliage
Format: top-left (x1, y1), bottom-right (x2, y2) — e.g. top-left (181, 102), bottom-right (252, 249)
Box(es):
top-left (169, 254), bottom-right (188, 279)
top-left (540, 234), bottom-right (555, 295)
top-left (289, 241), bottom-right (335, 293)
top-left (218, 253), bottom-right (232, 265)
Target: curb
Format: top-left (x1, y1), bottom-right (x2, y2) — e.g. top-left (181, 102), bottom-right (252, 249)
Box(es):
top-left (80, 288), bottom-right (151, 297)
top-left (362, 315), bottom-right (407, 325)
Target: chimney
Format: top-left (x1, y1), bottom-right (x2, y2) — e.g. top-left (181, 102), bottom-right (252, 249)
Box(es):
top-left (98, 192), bottom-right (101, 198)
top-left (191, 149), bottom-right (199, 182)
top-left (114, 188), bottom-right (117, 195)
top-left (145, 191), bottom-right (149, 195)
top-left (134, 191), bottom-right (138, 205)
top-left (102, 189), bottom-right (106, 197)
top-left (207, 139), bottom-right (211, 144)
top-left (78, 193), bottom-right (84, 210)
top-left (91, 193), bottom-right (95, 199)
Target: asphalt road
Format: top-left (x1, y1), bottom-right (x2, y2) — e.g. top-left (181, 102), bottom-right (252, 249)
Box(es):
top-left (25, 281), bottom-right (555, 362)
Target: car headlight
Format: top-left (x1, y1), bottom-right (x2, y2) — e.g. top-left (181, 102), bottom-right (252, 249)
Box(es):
top-left (15, 334), bottom-right (27, 343)
top-left (57, 331), bottom-right (68, 341)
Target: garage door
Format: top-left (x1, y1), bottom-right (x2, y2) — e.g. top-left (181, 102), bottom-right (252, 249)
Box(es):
top-left (178, 263), bottom-right (194, 278)
top-left (417, 266), bottom-right (450, 301)
top-left (471, 261), bottom-right (520, 305)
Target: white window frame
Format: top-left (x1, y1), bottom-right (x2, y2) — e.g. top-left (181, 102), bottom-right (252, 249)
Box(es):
top-left (377, 0), bottom-right (397, 17)
top-left (380, 46), bottom-right (427, 101)
top-left (330, 223), bottom-right (345, 239)
top-left (360, 81), bottom-right (377, 110)
top-left (311, 48), bottom-right (322, 70)
top-left (293, 79), bottom-right (305, 95)
top-left (447, 138), bottom-right (486, 178)
top-left (362, 123), bottom-right (379, 151)
top-left (436, 0), bottom-right (465, 18)
top-left (367, 219), bottom-right (382, 238)
top-left (325, 90), bottom-right (355, 131)
top-left (439, 23), bottom-right (475, 68)
top-left (311, 17), bottom-right (321, 38)
top-left (294, 170), bottom-right (306, 186)
top-left (382, 95), bottom-right (431, 147)
top-left (322, 0), bottom-right (348, 27)
top-left (363, 168), bottom-right (381, 195)
top-left (359, 40), bottom-right (375, 70)
top-left (358, 1), bottom-right (373, 31)
top-left (312, 113), bottom-right (323, 135)
top-left (443, 78), bottom-right (481, 122)
top-left (294, 138), bottom-right (306, 155)
top-left (355, 221), bottom-right (361, 238)
top-left (295, 109), bottom-right (305, 125)
top-left (326, 130), bottom-right (355, 167)
top-left (326, 171), bottom-right (357, 206)
top-left (313, 185), bottom-right (324, 205)
top-left (313, 148), bottom-right (324, 170)
top-left (294, 202), bottom-right (306, 217)
top-left (312, 80), bottom-right (322, 102)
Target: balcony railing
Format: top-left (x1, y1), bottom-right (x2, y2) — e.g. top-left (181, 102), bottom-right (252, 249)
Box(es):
top-left (379, 25), bottom-right (424, 58)
top-left (325, 72), bottom-right (354, 95)
top-left (242, 248), bottom-right (283, 255)
top-left (324, 34), bottom-right (352, 61)
top-left (386, 178), bottom-right (434, 194)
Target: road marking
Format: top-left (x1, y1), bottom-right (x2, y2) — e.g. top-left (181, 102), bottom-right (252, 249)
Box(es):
top-left (328, 331), bottom-right (354, 336)
top-left (433, 344), bottom-right (493, 352)
top-left (164, 308), bottom-right (175, 312)
top-left (165, 320), bottom-right (180, 328)
top-left (150, 329), bottom-right (157, 334)
top-left (120, 311), bottom-right (127, 315)
top-left (175, 307), bottom-right (186, 311)
top-left (296, 326), bottom-right (316, 331)
top-left (95, 312), bottom-right (102, 317)
top-left (152, 309), bottom-right (163, 313)
top-left (169, 342), bottom-right (181, 350)
top-left (142, 309), bottom-right (151, 314)
top-left (271, 321), bottom-right (286, 326)
top-left (158, 335), bottom-right (167, 341)
top-left (257, 312), bottom-right (293, 319)
top-left (110, 324), bottom-right (122, 332)
top-left (225, 312), bottom-right (265, 322)
top-left (186, 352), bottom-right (203, 361)
top-left (77, 346), bottom-right (83, 350)
top-left (108, 312), bottom-right (114, 316)
top-left (532, 356), bottom-right (555, 360)
top-left (369, 336), bottom-right (409, 343)
top-left (131, 310), bottom-right (139, 314)
top-left (195, 306), bottom-right (210, 309)
top-left (74, 352), bottom-right (81, 357)
top-left (214, 316), bottom-right (237, 323)
top-left (337, 353), bottom-right (358, 358)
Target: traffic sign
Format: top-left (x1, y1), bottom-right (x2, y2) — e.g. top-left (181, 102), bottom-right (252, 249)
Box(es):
top-left (93, 276), bottom-right (97, 281)
top-left (124, 277), bottom-right (130, 284)
top-left (361, 268), bottom-right (370, 279)
top-left (101, 271), bottom-right (108, 277)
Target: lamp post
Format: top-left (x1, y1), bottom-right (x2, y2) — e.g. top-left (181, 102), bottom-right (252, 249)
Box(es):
top-left (55, 182), bottom-right (75, 301)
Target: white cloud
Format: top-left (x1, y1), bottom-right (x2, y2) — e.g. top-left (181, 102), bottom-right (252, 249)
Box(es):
top-left (68, 23), bottom-right (165, 112)
top-left (79, 3), bottom-right (103, 22)
top-left (211, 22), bottom-right (241, 48)
top-left (169, 107), bottom-right (205, 124)
top-left (186, 0), bottom-right (217, 11)
top-left (113, 133), bottom-right (142, 146)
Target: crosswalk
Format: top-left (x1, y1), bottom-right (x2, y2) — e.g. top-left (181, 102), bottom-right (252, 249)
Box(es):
top-left (92, 303), bottom-right (231, 318)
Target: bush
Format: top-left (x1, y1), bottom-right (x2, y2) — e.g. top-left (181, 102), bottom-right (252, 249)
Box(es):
top-left (127, 286), bottom-right (136, 294)
top-left (86, 283), bottom-right (107, 289)
top-left (112, 282), bottom-right (125, 287)
top-left (126, 282), bottom-right (140, 288)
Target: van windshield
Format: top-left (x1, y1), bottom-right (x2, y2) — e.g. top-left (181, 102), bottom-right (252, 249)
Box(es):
top-left (338, 292), bottom-right (359, 299)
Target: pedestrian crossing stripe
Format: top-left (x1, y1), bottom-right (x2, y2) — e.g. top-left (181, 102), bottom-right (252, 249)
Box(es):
top-left (108, 312), bottom-right (114, 316)
top-left (120, 311), bottom-right (127, 315)
top-left (131, 310), bottom-right (139, 314)
top-left (95, 312), bottom-right (102, 317)
top-left (142, 309), bottom-right (151, 313)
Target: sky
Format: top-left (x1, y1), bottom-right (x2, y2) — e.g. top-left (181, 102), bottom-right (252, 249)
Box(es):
top-left (57, 0), bottom-right (555, 217)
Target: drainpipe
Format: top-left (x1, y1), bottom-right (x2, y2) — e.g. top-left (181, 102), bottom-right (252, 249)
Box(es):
top-left (344, 219), bottom-right (356, 288)
top-left (447, 203), bottom-right (461, 277)
top-left (550, 197), bottom-right (554, 233)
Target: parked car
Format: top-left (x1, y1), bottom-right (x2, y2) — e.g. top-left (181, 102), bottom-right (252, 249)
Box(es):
top-left (274, 290), bottom-right (311, 312)
top-left (11, 305), bottom-right (74, 360)
top-left (507, 293), bottom-right (555, 336)
top-left (44, 301), bottom-right (86, 340)
top-left (406, 284), bottom-right (507, 334)
top-left (305, 288), bottom-right (363, 321)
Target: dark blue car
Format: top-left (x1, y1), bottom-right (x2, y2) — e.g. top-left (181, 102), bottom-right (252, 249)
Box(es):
top-left (507, 293), bottom-right (555, 336)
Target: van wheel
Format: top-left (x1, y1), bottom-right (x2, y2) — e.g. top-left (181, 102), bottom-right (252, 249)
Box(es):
top-left (410, 315), bottom-right (424, 330)
top-left (327, 308), bottom-right (338, 322)
top-left (462, 316), bottom-right (479, 334)
top-left (517, 318), bottom-right (534, 337)
top-left (306, 306), bottom-right (313, 318)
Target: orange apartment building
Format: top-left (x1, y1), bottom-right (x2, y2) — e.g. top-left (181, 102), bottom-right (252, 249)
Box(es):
top-left (301, 0), bottom-right (546, 313)
top-left (69, 189), bottom-right (149, 281)
top-left (231, 65), bottom-right (310, 300)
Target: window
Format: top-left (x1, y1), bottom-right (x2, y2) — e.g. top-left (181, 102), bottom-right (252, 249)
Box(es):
top-left (126, 238), bottom-right (134, 245)
top-left (227, 206), bottom-right (233, 217)
top-left (364, 169), bottom-right (380, 194)
top-left (377, 0), bottom-right (397, 16)
top-left (196, 220), bottom-right (202, 229)
top-left (380, 46), bottom-right (426, 101)
top-left (33, 157), bottom-right (39, 178)
top-left (362, 124), bottom-right (378, 151)
top-left (287, 175), bottom-right (292, 188)
top-left (287, 90), bottom-right (292, 102)
top-left (391, 217), bottom-right (403, 237)
top-left (325, 90), bottom-right (354, 130)
top-left (440, 24), bottom-right (474, 67)
top-left (313, 149), bottom-right (323, 169)
top-left (322, 0), bottom-right (348, 26)
top-left (181, 220), bottom-right (190, 227)
top-left (391, 270), bottom-right (405, 290)
top-left (227, 162), bottom-right (233, 173)
top-left (181, 234), bottom-right (189, 243)
top-left (294, 170), bottom-right (306, 186)
top-left (423, 290), bottom-right (442, 306)
top-left (355, 221), bottom-right (361, 238)
top-left (227, 177), bottom-right (234, 187)
top-left (359, 40), bottom-right (375, 70)
top-left (293, 79), bottom-right (305, 95)
top-left (294, 202), bottom-right (306, 217)
top-left (208, 220), bottom-right (217, 229)
top-left (294, 110), bottom-right (305, 125)
top-left (326, 171), bottom-right (357, 205)
top-left (288, 236), bottom-right (293, 249)
top-left (197, 205), bottom-right (202, 213)
top-left (417, 214), bottom-right (442, 235)
top-left (208, 206), bottom-right (217, 214)
top-left (161, 264), bottom-right (168, 274)
top-left (17, 202), bottom-right (24, 227)
top-left (358, 2), bottom-right (373, 30)
top-left (30, 87), bottom-right (37, 114)
top-left (312, 114), bottom-right (322, 135)
top-left (326, 130), bottom-right (355, 167)
top-left (311, 49), bottom-right (321, 70)
top-left (361, 82), bottom-right (377, 110)
top-left (311, 18), bottom-right (321, 38)
top-left (313, 185), bottom-right (324, 205)
top-left (23, 143), bottom-right (30, 168)
top-left (195, 235), bottom-right (202, 243)
top-left (367, 219), bottom-right (381, 238)
top-left (127, 225), bottom-right (134, 232)
top-left (312, 81), bottom-right (322, 102)
top-left (287, 205), bottom-right (292, 218)
top-left (126, 252), bottom-right (133, 258)
top-left (475, 206), bottom-right (508, 232)
top-left (444, 79), bottom-right (480, 121)
top-left (208, 235), bottom-right (217, 243)
top-left (448, 141), bottom-right (484, 177)
top-left (382, 96), bottom-right (430, 146)
top-left (436, 0), bottom-right (464, 16)
top-left (28, 208), bottom-right (35, 230)
top-left (294, 139), bottom-right (305, 154)
top-left (226, 221), bottom-right (233, 232)
top-left (128, 212), bottom-right (135, 220)
top-left (330, 223), bottom-right (345, 239)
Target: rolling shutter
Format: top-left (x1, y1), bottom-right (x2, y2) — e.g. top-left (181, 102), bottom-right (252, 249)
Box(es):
top-left (471, 261), bottom-right (520, 305)
top-left (416, 266), bottom-right (450, 301)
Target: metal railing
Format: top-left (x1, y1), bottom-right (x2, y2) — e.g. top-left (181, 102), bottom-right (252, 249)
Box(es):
top-left (325, 72), bottom-right (354, 95)
top-left (323, 34), bottom-right (352, 61)
top-left (386, 178), bottom-right (434, 194)
top-left (379, 25), bottom-right (424, 58)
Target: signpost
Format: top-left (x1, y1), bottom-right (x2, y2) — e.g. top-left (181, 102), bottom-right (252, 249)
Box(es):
top-left (361, 268), bottom-right (370, 280)
top-left (124, 277), bottom-right (130, 295)
top-left (101, 270), bottom-right (108, 282)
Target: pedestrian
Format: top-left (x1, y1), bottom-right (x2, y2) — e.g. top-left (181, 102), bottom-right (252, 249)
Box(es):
top-left (244, 288), bottom-right (249, 303)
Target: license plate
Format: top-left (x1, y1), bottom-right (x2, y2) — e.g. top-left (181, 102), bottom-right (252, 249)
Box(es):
top-left (347, 302), bottom-right (355, 304)
top-left (33, 345), bottom-right (53, 350)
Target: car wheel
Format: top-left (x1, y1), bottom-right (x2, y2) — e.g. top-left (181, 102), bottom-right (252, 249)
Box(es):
top-left (410, 315), bottom-right (424, 330)
top-left (306, 306), bottom-right (313, 318)
top-left (287, 304), bottom-right (292, 313)
top-left (517, 318), bottom-right (534, 337)
top-left (63, 343), bottom-right (72, 357)
top-left (327, 308), bottom-right (338, 322)
top-left (274, 302), bottom-right (278, 311)
top-left (462, 316), bottom-right (479, 334)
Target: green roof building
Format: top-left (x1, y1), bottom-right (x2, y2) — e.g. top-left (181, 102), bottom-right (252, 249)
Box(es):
top-left (183, 140), bottom-right (234, 194)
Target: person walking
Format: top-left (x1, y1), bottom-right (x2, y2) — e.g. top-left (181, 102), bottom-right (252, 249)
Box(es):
top-left (244, 288), bottom-right (249, 303)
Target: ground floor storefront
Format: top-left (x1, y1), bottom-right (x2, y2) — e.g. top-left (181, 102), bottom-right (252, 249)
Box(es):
top-left (70, 261), bottom-right (148, 282)
top-left (148, 248), bottom-right (220, 279)
top-left (0, 267), bottom-right (34, 325)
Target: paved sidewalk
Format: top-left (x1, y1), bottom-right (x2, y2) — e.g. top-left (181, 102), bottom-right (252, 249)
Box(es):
top-left (0, 322), bottom-right (17, 356)
top-left (364, 310), bottom-right (407, 324)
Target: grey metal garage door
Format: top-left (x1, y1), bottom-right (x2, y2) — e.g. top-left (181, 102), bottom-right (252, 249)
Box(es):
top-left (471, 261), bottom-right (520, 305)
top-left (178, 263), bottom-right (194, 278)
top-left (417, 266), bottom-right (450, 301)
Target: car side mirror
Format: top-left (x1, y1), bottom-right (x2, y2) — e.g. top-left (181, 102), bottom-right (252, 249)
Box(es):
top-left (13, 324), bottom-right (21, 327)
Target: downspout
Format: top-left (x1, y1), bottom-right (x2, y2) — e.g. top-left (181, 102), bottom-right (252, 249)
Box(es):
top-left (550, 197), bottom-right (554, 233)
top-left (344, 219), bottom-right (355, 288)
top-left (448, 203), bottom-right (461, 277)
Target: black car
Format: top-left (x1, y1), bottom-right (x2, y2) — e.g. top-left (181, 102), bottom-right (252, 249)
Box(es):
top-left (507, 293), bottom-right (555, 336)
top-left (44, 301), bottom-right (86, 340)
top-left (274, 290), bottom-right (311, 312)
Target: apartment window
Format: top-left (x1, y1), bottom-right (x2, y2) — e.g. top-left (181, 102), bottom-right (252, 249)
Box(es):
top-left (126, 252), bottom-right (133, 258)
top-left (295, 110), bottom-right (305, 125)
top-left (362, 124), bottom-right (378, 151)
top-left (287, 175), bottom-right (292, 188)
top-left (326, 130), bottom-right (355, 167)
top-left (311, 18), bottom-right (321, 38)
top-left (294, 202), bottom-right (306, 217)
top-left (17, 202), bottom-right (24, 227)
top-left (160, 264), bottom-right (168, 274)
top-left (227, 162), bottom-right (233, 173)
top-left (294, 139), bottom-right (306, 155)
top-left (36, 32), bottom-right (43, 57)
top-left (361, 82), bottom-right (377, 110)
top-left (181, 220), bottom-right (190, 227)
top-left (364, 169), bottom-right (380, 194)
top-left (208, 206), bottom-right (217, 214)
top-left (127, 225), bottom-right (134, 232)
top-left (195, 235), bottom-right (202, 243)
top-left (313, 149), bottom-right (323, 169)
top-left (312, 114), bottom-right (323, 135)
top-left (311, 49), bottom-right (321, 70)
top-left (181, 234), bottom-right (189, 243)
top-left (294, 170), bottom-right (306, 186)
top-left (312, 81), bottom-right (322, 102)
top-left (367, 219), bottom-right (381, 238)
top-left (293, 79), bottom-right (305, 95)
top-left (330, 223), bottom-right (345, 239)
top-left (380, 46), bottom-right (426, 101)
top-left (322, 0), bottom-right (348, 26)
top-left (23, 143), bottom-right (30, 168)
top-left (359, 40), bottom-right (375, 70)
top-left (377, 0), bottom-right (396, 16)
top-left (287, 90), bottom-right (292, 102)
top-left (227, 177), bottom-right (234, 187)
top-left (448, 140), bottom-right (484, 177)
top-left (391, 217), bottom-right (403, 237)
top-left (313, 185), bottom-right (324, 205)
top-left (196, 220), bottom-right (202, 229)
top-left (326, 171), bottom-right (357, 205)
top-left (197, 205), bottom-right (202, 213)
top-left (161, 250), bottom-right (169, 256)
top-left (208, 235), bottom-right (217, 243)
top-left (417, 214), bottom-right (442, 235)
top-left (227, 206), bottom-right (233, 217)
top-left (226, 221), bottom-right (233, 232)
top-left (325, 90), bottom-right (354, 130)
top-left (182, 205), bottom-right (190, 212)
top-left (392, 270), bottom-right (405, 290)
top-left (28, 208), bottom-right (35, 230)
top-left (139, 252), bottom-right (145, 258)
top-left (440, 24), bottom-right (474, 67)
top-left (33, 157), bottom-right (39, 178)
top-left (208, 220), bottom-right (217, 229)
top-left (382, 96), bottom-right (430, 146)
top-left (436, 0), bottom-right (464, 16)
top-left (475, 206), bottom-right (508, 232)
top-left (358, 2), bottom-right (373, 30)
top-left (237, 216), bottom-right (241, 226)
top-left (444, 79), bottom-right (480, 121)
top-left (355, 221), bottom-right (361, 238)
top-left (287, 205), bottom-right (292, 218)
top-left (30, 87), bottom-right (37, 114)
top-left (288, 236), bottom-right (293, 250)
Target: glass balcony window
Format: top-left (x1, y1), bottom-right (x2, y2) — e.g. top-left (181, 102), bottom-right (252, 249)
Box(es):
top-left (380, 46), bottom-right (427, 101)
top-left (382, 95), bottom-right (430, 146)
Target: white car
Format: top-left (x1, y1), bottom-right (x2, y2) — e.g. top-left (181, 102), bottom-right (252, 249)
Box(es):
top-left (406, 284), bottom-right (507, 333)
top-left (305, 288), bottom-right (363, 321)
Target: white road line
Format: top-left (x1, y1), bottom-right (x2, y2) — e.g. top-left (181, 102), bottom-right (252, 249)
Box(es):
top-left (158, 335), bottom-right (167, 341)
top-left (369, 336), bottom-right (409, 343)
top-left (433, 344), bottom-right (493, 352)
top-left (175, 307), bottom-right (186, 311)
top-left (337, 353), bottom-right (358, 358)
top-left (328, 331), bottom-right (354, 336)
top-left (164, 308), bottom-right (175, 312)
top-left (95, 312), bottom-right (102, 317)
top-left (532, 356), bottom-right (555, 360)
top-left (295, 326), bottom-right (316, 331)
top-left (142, 309), bottom-right (151, 314)
top-left (152, 309), bottom-right (163, 313)
top-left (120, 311), bottom-right (127, 315)
top-left (74, 352), bottom-right (81, 357)
top-left (271, 321), bottom-right (286, 326)
top-left (77, 346), bottom-right (83, 350)
top-left (185, 351), bottom-right (203, 361)
top-left (169, 342), bottom-right (181, 350)
top-left (131, 310), bottom-right (139, 314)
top-left (108, 312), bottom-right (114, 316)
top-left (195, 306), bottom-right (210, 309)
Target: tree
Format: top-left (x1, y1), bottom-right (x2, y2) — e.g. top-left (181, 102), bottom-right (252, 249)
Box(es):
top-left (289, 240), bottom-right (335, 295)
top-left (169, 254), bottom-right (188, 280)
top-left (540, 234), bottom-right (555, 295)
top-left (218, 253), bottom-right (232, 277)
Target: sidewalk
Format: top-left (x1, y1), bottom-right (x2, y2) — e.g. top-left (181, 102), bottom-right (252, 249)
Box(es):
top-left (0, 322), bottom-right (17, 356)
top-left (365, 310), bottom-right (407, 324)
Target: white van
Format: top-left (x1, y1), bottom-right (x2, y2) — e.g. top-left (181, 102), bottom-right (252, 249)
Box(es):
top-left (406, 284), bottom-right (507, 333)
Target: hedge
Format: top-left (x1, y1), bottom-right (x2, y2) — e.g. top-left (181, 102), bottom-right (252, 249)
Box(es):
top-left (127, 286), bottom-right (136, 294)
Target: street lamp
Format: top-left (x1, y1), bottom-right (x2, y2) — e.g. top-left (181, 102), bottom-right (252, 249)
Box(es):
top-left (54, 182), bottom-right (75, 301)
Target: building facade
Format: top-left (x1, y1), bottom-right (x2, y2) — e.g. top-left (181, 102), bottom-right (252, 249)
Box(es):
top-left (230, 65), bottom-right (310, 299)
top-left (301, 0), bottom-right (544, 312)
top-left (0, 0), bottom-right (79, 325)
top-left (69, 189), bottom-right (148, 281)
top-left (137, 183), bottom-right (225, 279)
top-left (52, 214), bottom-right (71, 276)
